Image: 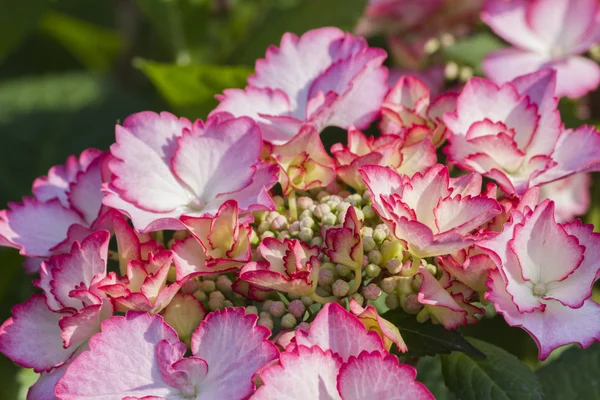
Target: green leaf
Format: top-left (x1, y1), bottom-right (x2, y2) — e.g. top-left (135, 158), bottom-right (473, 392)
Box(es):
top-left (39, 11), bottom-right (121, 70)
top-left (536, 343), bottom-right (600, 400)
top-left (135, 59), bottom-right (253, 119)
top-left (441, 338), bottom-right (543, 400)
top-left (441, 32), bottom-right (505, 75)
top-left (0, 0), bottom-right (47, 63)
top-left (17, 369), bottom-right (38, 400)
top-left (382, 310), bottom-right (485, 358)
top-left (417, 356), bottom-right (457, 400)
top-left (232, 0), bottom-right (367, 65)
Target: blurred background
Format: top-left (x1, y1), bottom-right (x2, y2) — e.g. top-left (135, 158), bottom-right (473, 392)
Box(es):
top-left (0, 0), bottom-right (598, 397)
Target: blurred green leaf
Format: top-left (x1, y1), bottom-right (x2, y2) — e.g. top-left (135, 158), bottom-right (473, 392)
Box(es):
top-left (232, 0), bottom-right (367, 65)
top-left (382, 310), bottom-right (485, 358)
top-left (441, 32), bottom-right (505, 75)
top-left (0, 0), bottom-right (47, 63)
top-left (39, 11), bottom-right (121, 70)
top-left (441, 338), bottom-right (543, 400)
top-left (417, 356), bottom-right (457, 400)
top-left (17, 368), bottom-right (38, 400)
top-left (536, 342), bottom-right (600, 400)
top-left (135, 59), bottom-right (252, 118)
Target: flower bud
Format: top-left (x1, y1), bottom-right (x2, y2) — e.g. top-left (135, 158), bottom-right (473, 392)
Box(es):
top-left (299, 209), bottom-right (312, 220)
top-left (367, 249), bottom-right (383, 265)
top-left (299, 227), bottom-right (314, 242)
top-left (257, 316), bottom-right (274, 331)
top-left (300, 217), bottom-right (316, 230)
top-left (208, 291), bottom-right (225, 311)
top-left (362, 237), bottom-right (376, 253)
top-left (194, 290), bottom-right (206, 302)
top-left (297, 322), bottom-right (310, 331)
top-left (181, 279), bottom-right (199, 294)
top-left (245, 306), bottom-right (258, 315)
top-left (332, 279), bottom-right (350, 297)
top-left (321, 212), bottom-right (337, 226)
top-left (313, 203), bottom-right (331, 219)
top-left (385, 293), bottom-right (400, 310)
top-left (162, 294), bottom-right (205, 346)
top-left (258, 220), bottom-right (271, 234)
top-left (301, 295), bottom-right (314, 306)
top-left (254, 210), bottom-right (268, 223)
top-left (260, 231), bottom-right (276, 240)
top-left (385, 258), bottom-right (402, 274)
top-left (361, 226), bottom-right (373, 237)
top-left (412, 274), bottom-right (424, 291)
top-left (362, 190), bottom-right (372, 202)
top-left (316, 286), bottom-right (332, 297)
top-left (266, 211), bottom-right (280, 223)
top-left (223, 300), bottom-right (233, 308)
top-left (167, 266), bottom-right (177, 283)
top-left (317, 191), bottom-right (329, 201)
top-left (346, 193), bottom-right (363, 206)
top-left (352, 292), bottom-right (365, 304)
top-left (250, 229), bottom-right (260, 246)
top-left (297, 196), bottom-right (314, 210)
top-left (353, 207), bottom-right (364, 221)
top-left (363, 283), bottom-right (382, 300)
top-left (365, 263), bottom-right (381, 278)
top-left (335, 263), bottom-right (350, 277)
top-left (289, 221), bottom-right (301, 236)
top-left (425, 263), bottom-right (437, 276)
top-left (263, 299), bottom-right (274, 313)
top-left (381, 240), bottom-right (403, 263)
top-left (259, 311), bottom-right (270, 319)
top-left (271, 215), bottom-right (288, 231)
top-left (310, 236), bottom-right (323, 247)
top-left (270, 301), bottom-right (286, 318)
top-left (216, 276), bottom-right (233, 293)
top-left (201, 280), bottom-right (216, 293)
top-left (281, 313), bottom-right (297, 329)
top-left (362, 205), bottom-right (375, 219)
top-left (278, 231), bottom-right (291, 241)
top-left (319, 268), bottom-right (335, 286)
top-left (272, 196), bottom-right (285, 207)
top-left (372, 229), bottom-right (387, 244)
top-left (381, 277), bottom-right (399, 294)
top-left (288, 299), bottom-right (306, 318)
top-left (403, 294), bottom-right (423, 314)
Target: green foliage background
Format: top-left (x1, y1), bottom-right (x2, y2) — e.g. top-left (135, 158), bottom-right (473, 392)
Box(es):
top-left (0, 0), bottom-right (598, 398)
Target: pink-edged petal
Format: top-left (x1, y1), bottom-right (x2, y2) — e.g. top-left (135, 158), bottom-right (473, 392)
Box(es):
top-left (349, 299), bottom-right (407, 353)
top-left (482, 48), bottom-right (547, 88)
top-left (252, 346), bottom-right (343, 400)
top-left (0, 295), bottom-right (73, 372)
top-left (54, 312), bottom-right (182, 399)
top-left (417, 269), bottom-right (467, 329)
top-left (399, 165), bottom-right (450, 227)
top-left (551, 56), bottom-right (600, 98)
top-left (29, 364), bottom-right (70, 400)
top-left (384, 75), bottom-right (431, 113)
top-left (191, 308), bottom-right (279, 400)
top-left (359, 165), bottom-right (406, 221)
top-left (396, 138), bottom-right (438, 177)
top-left (434, 195), bottom-right (501, 235)
top-left (540, 173), bottom-right (591, 222)
top-left (239, 261), bottom-right (314, 296)
top-left (449, 172), bottom-right (483, 197)
top-left (486, 270), bottom-right (600, 360)
top-left (59, 300), bottom-right (113, 349)
top-left (67, 155), bottom-right (105, 225)
top-left (294, 302), bottom-right (385, 362)
top-left (337, 352), bottom-right (433, 400)
top-left (0, 198), bottom-right (85, 257)
top-left (511, 200), bottom-right (584, 283)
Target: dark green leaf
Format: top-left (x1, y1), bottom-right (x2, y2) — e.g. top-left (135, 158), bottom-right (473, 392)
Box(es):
top-left (382, 309), bottom-right (485, 358)
top-left (232, 0), bottom-right (367, 65)
top-left (417, 356), bottom-right (457, 400)
top-left (441, 32), bottom-right (505, 75)
top-left (0, 0), bottom-right (47, 63)
top-left (135, 59), bottom-right (253, 119)
top-left (536, 343), bottom-right (600, 400)
top-left (441, 338), bottom-right (543, 400)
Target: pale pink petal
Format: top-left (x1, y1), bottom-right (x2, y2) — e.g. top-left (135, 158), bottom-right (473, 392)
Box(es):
top-left (294, 302), bottom-right (385, 361)
top-left (359, 165), bottom-right (406, 221)
top-left (337, 352), bottom-right (433, 400)
top-left (191, 308), bottom-right (279, 400)
top-left (239, 261), bottom-right (314, 296)
top-left (551, 56), bottom-right (600, 98)
top-left (396, 138), bottom-right (437, 177)
top-left (0, 295), bottom-right (73, 372)
top-left (400, 165), bottom-right (450, 227)
top-left (0, 198), bottom-right (84, 257)
top-left (482, 0), bottom-right (545, 52)
top-left (68, 155), bottom-right (105, 225)
top-left (252, 346), bottom-right (343, 400)
top-left (417, 269), bottom-right (467, 329)
top-left (540, 173), bottom-right (591, 222)
top-left (55, 312), bottom-right (182, 399)
top-left (28, 363), bottom-right (71, 400)
top-left (434, 195), bottom-right (501, 235)
top-left (59, 300), bottom-right (113, 349)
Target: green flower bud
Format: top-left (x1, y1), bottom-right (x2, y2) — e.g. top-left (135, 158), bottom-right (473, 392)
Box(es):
top-left (332, 279), bottom-right (350, 297)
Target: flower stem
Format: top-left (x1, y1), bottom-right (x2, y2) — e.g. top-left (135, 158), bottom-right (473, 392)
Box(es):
top-left (310, 292), bottom-right (338, 304)
top-left (347, 267), bottom-right (362, 296)
top-left (288, 190), bottom-right (298, 221)
top-left (402, 256), bottom-right (421, 277)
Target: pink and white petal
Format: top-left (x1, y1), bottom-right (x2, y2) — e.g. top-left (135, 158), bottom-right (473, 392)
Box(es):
top-left (252, 346), bottom-right (342, 400)
top-left (0, 198), bottom-right (85, 257)
top-left (481, 0), bottom-right (545, 52)
top-left (449, 172), bottom-right (482, 197)
top-left (417, 269), bottom-right (467, 329)
top-left (434, 195), bottom-right (501, 235)
top-left (0, 295), bottom-right (73, 372)
top-left (54, 312), bottom-right (183, 399)
top-left (540, 173), bottom-right (591, 222)
top-left (29, 364), bottom-right (70, 400)
top-left (397, 138), bottom-right (437, 177)
top-left (477, 210), bottom-right (524, 269)
top-left (240, 262), bottom-right (313, 296)
top-left (68, 155), bottom-right (105, 225)
top-left (511, 200), bottom-right (584, 283)
top-left (552, 56), bottom-right (600, 98)
top-left (59, 300), bottom-right (113, 349)
top-left (294, 302), bottom-right (385, 361)
top-left (359, 165), bottom-right (406, 221)
top-left (191, 308), bottom-right (279, 400)
top-left (337, 352), bottom-right (433, 400)
top-left (50, 231), bottom-right (110, 310)
top-left (400, 165), bottom-right (450, 227)
top-left (384, 75), bottom-right (431, 113)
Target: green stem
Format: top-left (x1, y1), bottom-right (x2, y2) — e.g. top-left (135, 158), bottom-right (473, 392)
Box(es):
top-left (288, 190), bottom-right (298, 221)
top-left (402, 256), bottom-right (421, 277)
top-left (347, 267), bottom-right (362, 296)
top-left (310, 292), bottom-right (338, 304)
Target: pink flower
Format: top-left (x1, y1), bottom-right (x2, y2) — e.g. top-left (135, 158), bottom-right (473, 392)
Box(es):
top-left (240, 238), bottom-right (320, 296)
top-left (172, 200), bottom-right (252, 280)
top-left (54, 308), bottom-right (279, 399)
top-left (212, 27), bottom-right (388, 144)
top-left (438, 246), bottom-right (497, 293)
top-left (331, 128), bottom-right (437, 191)
top-left (0, 232), bottom-right (114, 398)
top-left (381, 75), bottom-right (458, 147)
top-left (540, 173), bottom-right (591, 223)
top-left (479, 200), bottom-right (600, 360)
top-left (103, 111), bottom-right (278, 232)
top-left (444, 69), bottom-right (600, 195)
top-left (254, 302), bottom-right (432, 400)
top-left (482, 0), bottom-right (600, 98)
top-left (0, 149), bottom-right (108, 271)
top-left (324, 207), bottom-right (364, 271)
top-left (360, 164), bottom-right (501, 258)
top-left (349, 299), bottom-right (408, 352)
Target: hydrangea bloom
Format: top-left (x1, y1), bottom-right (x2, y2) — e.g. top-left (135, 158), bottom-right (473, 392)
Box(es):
top-left (55, 308), bottom-right (279, 399)
top-left (0, 149), bottom-right (108, 271)
top-left (212, 27), bottom-right (388, 144)
top-left (540, 173), bottom-right (591, 223)
top-left (360, 164), bottom-right (501, 259)
top-left (444, 69), bottom-right (600, 195)
top-left (482, 0), bottom-right (600, 98)
top-left (103, 112), bottom-right (278, 232)
top-left (479, 200), bottom-right (600, 359)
